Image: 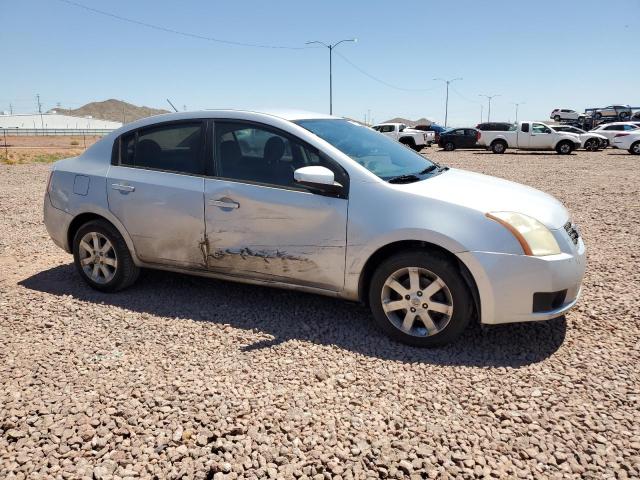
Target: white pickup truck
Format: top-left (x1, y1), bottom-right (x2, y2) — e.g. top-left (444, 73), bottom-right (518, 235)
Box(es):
top-left (372, 123), bottom-right (433, 151)
top-left (477, 121), bottom-right (582, 154)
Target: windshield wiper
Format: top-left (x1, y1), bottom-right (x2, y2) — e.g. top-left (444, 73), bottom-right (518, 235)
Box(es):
top-left (418, 165), bottom-right (439, 175)
top-left (387, 174), bottom-right (421, 184)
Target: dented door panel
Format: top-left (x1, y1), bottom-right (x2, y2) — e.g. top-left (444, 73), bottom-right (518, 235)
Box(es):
top-left (203, 179), bottom-right (348, 291)
top-left (107, 166), bottom-right (205, 267)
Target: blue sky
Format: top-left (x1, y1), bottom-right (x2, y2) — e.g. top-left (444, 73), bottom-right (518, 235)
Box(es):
top-left (2, 0), bottom-right (639, 126)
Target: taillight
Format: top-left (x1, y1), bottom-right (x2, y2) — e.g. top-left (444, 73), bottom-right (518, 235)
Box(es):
top-left (476, 131), bottom-right (481, 141)
top-left (46, 169), bottom-right (54, 193)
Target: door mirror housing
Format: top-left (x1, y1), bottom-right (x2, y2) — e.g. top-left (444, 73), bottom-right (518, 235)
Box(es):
top-left (294, 166), bottom-right (343, 195)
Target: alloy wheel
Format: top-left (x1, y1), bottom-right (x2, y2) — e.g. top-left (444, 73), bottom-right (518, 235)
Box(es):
top-left (381, 267), bottom-right (453, 337)
top-left (78, 232), bottom-right (118, 284)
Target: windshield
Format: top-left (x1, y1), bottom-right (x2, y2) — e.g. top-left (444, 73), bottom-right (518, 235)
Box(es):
top-left (295, 119), bottom-right (437, 180)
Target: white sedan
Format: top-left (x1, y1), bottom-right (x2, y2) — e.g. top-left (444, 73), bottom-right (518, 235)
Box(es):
top-left (551, 125), bottom-right (608, 150)
top-left (43, 110), bottom-right (586, 347)
top-left (589, 122), bottom-right (639, 143)
top-left (612, 131), bottom-right (640, 154)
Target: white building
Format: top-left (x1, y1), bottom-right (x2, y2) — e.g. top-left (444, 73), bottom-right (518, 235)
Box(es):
top-left (0, 113), bottom-right (122, 130)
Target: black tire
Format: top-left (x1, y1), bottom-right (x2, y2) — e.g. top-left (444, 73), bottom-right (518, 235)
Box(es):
top-left (601, 139), bottom-right (609, 148)
top-left (594, 112), bottom-right (602, 119)
top-left (411, 144), bottom-right (423, 152)
top-left (584, 138), bottom-right (599, 152)
top-left (630, 141), bottom-right (640, 155)
top-left (444, 141), bottom-right (455, 151)
top-left (72, 219), bottom-right (139, 292)
top-left (491, 140), bottom-right (507, 154)
top-left (556, 141), bottom-right (573, 155)
top-left (619, 111), bottom-right (629, 120)
top-left (368, 250), bottom-right (472, 347)
top-left (554, 115), bottom-right (561, 122)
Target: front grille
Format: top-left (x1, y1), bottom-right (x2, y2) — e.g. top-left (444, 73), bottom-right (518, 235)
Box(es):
top-left (564, 221), bottom-right (580, 245)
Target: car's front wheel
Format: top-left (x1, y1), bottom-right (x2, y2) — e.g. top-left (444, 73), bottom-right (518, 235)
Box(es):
top-left (584, 138), bottom-right (599, 151)
top-left (73, 219), bottom-right (139, 292)
top-left (368, 251), bottom-right (472, 347)
top-left (630, 141), bottom-right (640, 155)
top-left (556, 141), bottom-right (574, 155)
top-left (554, 115), bottom-right (561, 122)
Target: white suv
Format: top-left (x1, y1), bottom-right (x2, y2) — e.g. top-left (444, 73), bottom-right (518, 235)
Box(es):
top-left (550, 109), bottom-right (581, 122)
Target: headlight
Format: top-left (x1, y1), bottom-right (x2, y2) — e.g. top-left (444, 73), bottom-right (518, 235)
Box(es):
top-left (486, 212), bottom-right (561, 256)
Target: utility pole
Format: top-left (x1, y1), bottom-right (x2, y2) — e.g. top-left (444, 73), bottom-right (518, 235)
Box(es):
top-left (479, 94), bottom-right (501, 122)
top-left (36, 94), bottom-right (44, 132)
top-left (306, 39), bottom-right (357, 115)
top-left (512, 102), bottom-right (525, 123)
top-left (480, 105), bottom-right (483, 124)
top-left (9, 103), bottom-right (13, 115)
top-left (433, 77), bottom-right (462, 128)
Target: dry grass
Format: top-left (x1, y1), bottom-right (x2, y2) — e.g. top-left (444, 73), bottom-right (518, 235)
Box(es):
top-left (0, 135), bottom-right (101, 165)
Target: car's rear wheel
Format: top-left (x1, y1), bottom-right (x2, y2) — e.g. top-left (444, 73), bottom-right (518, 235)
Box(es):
top-left (556, 141), bottom-right (573, 155)
top-left (368, 251), bottom-right (472, 347)
top-left (491, 141), bottom-right (507, 154)
top-left (619, 111), bottom-right (629, 120)
top-left (554, 115), bottom-right (561, 122)
top-left (584, 138), bottom-right (599, 151)
top-left (444, 141), bottom-right (455, 151)
top-left (630, 141), bottom-right (640, 155)
top-left (73, 219), bottom-right (139, 292)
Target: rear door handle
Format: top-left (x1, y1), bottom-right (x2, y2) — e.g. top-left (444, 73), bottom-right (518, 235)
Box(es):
top-left (111, 183), bottom-right (135, 192)
top-left (209, 199), bottom-right (239, 209)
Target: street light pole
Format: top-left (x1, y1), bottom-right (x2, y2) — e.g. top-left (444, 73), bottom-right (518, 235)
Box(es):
top-left (306, 39), bottom-right (357, 115)
top-left (433, 77), bottom-right (462, 127)
top-left (511, 102), bottom-right (525, 123)
top-left (479, 94), bottom-right (501, 122)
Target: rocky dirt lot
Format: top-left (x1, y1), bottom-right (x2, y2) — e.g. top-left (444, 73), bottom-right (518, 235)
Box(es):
top-left (1, 148), bottom-right (639, 479)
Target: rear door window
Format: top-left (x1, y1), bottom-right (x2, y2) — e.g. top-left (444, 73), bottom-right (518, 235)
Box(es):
top-left (118, 121), bottom-right (204, 175)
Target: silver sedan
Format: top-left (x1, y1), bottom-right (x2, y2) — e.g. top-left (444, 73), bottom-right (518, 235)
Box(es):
top-left (43, 110), bottom-right (586, 346)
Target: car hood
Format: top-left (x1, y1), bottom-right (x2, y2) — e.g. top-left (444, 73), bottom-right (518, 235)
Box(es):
top-left (399, 168), bottom-right (569, 229)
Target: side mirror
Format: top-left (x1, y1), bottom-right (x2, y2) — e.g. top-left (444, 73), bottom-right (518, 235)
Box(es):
top-left (294, 166), bottom-right (343, 195)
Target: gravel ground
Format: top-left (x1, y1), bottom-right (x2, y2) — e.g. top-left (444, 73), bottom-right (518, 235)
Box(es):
top-left (1, 148), bottom-right (639, 479)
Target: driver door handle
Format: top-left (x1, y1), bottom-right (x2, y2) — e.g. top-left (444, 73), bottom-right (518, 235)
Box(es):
top-left (209, 199), bottom-right (240, 209)
top-left (111, 183), bottom-right (135, 192)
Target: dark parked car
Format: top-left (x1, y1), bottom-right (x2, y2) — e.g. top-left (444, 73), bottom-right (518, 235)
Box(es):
top-left (438, 128), bottom-right (481, 151)
top-left (476, 122), bottom-right (515, 131)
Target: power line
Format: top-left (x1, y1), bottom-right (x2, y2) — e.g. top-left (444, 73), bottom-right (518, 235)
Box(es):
top-left (56, 0), bottom-right (312, 50)
top-left (450, 86), bottom-right (481, 104)
top-left (334, 51), bottom-right (440, 92)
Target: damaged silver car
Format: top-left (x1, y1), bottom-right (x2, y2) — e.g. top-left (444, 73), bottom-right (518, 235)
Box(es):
top-left (44, 110), bottom-right (585, 346)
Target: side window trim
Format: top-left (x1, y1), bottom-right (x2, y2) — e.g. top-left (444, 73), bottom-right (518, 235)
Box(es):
top-left (209, 118), bottom-right (349, 199)
top-left (112, 119), bottom-right (207, 176)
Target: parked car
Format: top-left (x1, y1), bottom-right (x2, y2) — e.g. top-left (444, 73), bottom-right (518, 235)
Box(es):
top-left (476, 122), bottom-right (514, 131)
top-left (477, 121), bottom-right (582, 154)
top-left (413, 124), bottom-right (447, 143)
top-left (43, 110), bottom-right (586, 347)
top-left (372, 123), bottom-right (432, 151)
top-left (550, 125), bottom-right (608, 150)
top-left (550, 109), bottom-right (581, 122)
top-left (593, 105), bottom-right (632, 120)
top-left (611, 131), bottom-right (640, 154)
top-left (589, 122), bottom-right (639, 143)
top-left (438, 128), bottom-right (480, 151)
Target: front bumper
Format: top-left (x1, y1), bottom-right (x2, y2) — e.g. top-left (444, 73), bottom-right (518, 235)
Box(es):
top-left (44, 193), bottom-right (73, 253)
top-left (458, 236), bottom-right (586, 325)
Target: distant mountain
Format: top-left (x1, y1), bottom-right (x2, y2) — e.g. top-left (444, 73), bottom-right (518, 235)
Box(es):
top-left (382, 117), bottom-right (433, 127)
top-left (54, 99), bottom-right (169, 124)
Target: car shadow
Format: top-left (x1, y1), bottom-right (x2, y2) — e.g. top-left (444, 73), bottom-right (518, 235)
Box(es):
top-left (20, 264), bottom-right (567, 368)
top-left (473, 151), bottom-right (577, 156)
